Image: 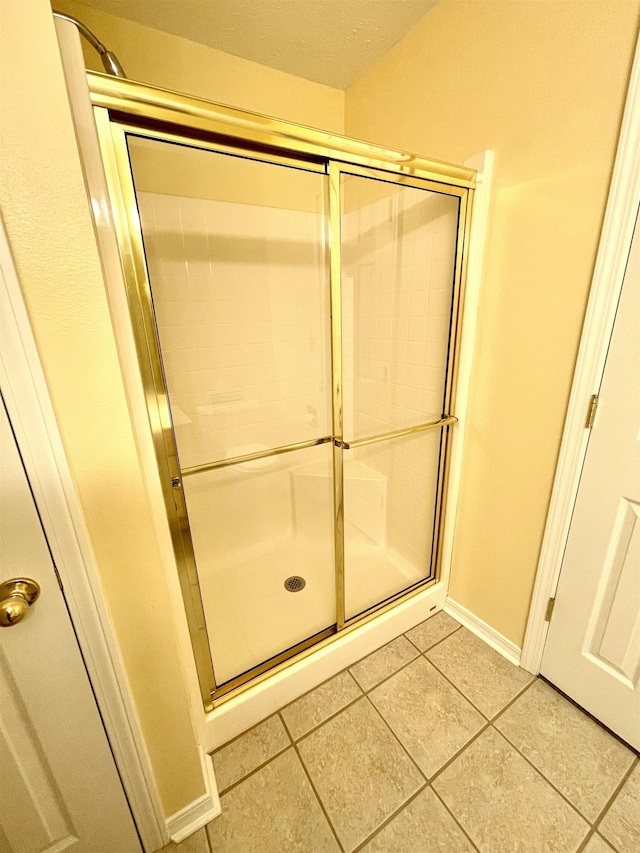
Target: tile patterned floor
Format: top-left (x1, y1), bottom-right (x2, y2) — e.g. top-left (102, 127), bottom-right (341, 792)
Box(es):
top-left (166, 612), bottom-right (640, 853)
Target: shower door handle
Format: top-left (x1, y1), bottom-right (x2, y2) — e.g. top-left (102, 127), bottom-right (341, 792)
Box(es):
top-left (337, 415), bottom-right (458, 450)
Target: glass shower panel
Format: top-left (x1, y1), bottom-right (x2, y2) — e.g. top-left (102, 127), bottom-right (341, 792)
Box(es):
top-left (341, 174), bottom-right (460, 442)
top-left (128, 136), bottom-right (332, 469)
top-left (183, 443), bottom-right (335, 684)
top-left (127, 136), bottom-right (335, 686)
top-left (341, 171), bottom-right (460, 618)
top-left (343, 429), bottom-right (445, 620)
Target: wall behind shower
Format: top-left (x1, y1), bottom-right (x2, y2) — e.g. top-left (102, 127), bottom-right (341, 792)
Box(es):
top-left (138, 191), bottom-right (330, 469)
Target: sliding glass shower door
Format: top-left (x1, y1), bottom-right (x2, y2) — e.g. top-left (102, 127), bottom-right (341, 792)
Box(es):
top-left (127, 138), bottom-right (336, 687)
top-left (101, 99), bottom-right (471, 704)
top-left (339, 172), bottom-right (460, 620)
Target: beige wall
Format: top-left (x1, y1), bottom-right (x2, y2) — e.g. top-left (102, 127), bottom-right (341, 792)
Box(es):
top-left (0, 0), bottom-right (204, 816)
top-left (346, 0), bottom-right (639, 646)
top-left (0, 0), bottom-right (344, 822)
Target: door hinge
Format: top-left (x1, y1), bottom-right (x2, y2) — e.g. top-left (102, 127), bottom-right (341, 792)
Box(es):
top-left (545, 597), bottom-right (556, 621)
top-left (585, 394), bottom-right (599, 429)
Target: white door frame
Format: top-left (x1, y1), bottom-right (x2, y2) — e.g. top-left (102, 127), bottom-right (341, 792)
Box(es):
top-left (521, 34), bottom-right (640, 674)
top-left (0, 215), bottom-right (169, 851)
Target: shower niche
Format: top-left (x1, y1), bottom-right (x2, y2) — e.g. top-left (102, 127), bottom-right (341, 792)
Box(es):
top-left (93, 74), bottom-right (474, 707)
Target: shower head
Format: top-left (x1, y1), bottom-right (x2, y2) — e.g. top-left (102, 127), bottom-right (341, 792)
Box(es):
top-left (52, 10), bottom-right (127, 78)
top-left (100, 50), bottom-right (126, 78)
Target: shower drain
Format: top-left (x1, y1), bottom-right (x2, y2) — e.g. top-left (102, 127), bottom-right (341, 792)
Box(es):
top-left (284, 575), bottom-right (306, 592)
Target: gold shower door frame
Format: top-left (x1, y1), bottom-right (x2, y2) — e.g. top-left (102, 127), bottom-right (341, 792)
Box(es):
top-left (90, 72), bottom-right (475, 710)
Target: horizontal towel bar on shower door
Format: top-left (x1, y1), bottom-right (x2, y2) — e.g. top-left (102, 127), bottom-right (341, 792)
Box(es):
top-left (338, 416), bottom-right (458, 450)
top-left (180, 435), bottom-right (333, 476)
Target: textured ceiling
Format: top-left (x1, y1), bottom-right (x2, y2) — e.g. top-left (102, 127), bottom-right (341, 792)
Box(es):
top-left (80, 0), bottom-right (439, 89)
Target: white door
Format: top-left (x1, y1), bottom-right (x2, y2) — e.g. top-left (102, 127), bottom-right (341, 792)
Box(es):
top-left (541, 208), bottom-right (640, 750)
top-left (0, 394), bottom-right (142, 852)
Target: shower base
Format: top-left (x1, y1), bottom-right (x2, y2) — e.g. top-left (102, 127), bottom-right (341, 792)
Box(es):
top-left (198, 523), bottom-right (424, 686)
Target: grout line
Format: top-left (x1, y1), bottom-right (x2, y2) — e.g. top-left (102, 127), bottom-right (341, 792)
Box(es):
top-left (210, 710), bottom-right (291, 757)
top-left (403, 631), bottom-right (424, 653)
top-left (431, 785), bottom-right (482, 851)
top-left (288, 692), bottom-right (364, 743)
top-left (214, 737), bottom-right (291, 798)
top-left (403, 620), bottom-right (462, 655)
top-left (421, 653), bottom-right (490, 720)
top-left (349, 780), bottom-right (429, 853)
top-left (362, 694), bottom-right (427, 783)
top-left (205, 616), bottom-right (638, 853)
top-left (426, 645), bottom-right (536, 723)
top-left (203, 820), bottom-right (213, 853)
top-left (575, 829), bottom-right (598, 852)
top-left (492, 687), bottom-right (637, 830)
top-left (427, 681), bottom-right (538, 788)
top-left (352, 646), bottom-right (421, 694)
top-left (291, 740), bottom-right (346, 853)
top-left (278, 667), bottom-right (362, 721)
top-left (540, 676), bottom-right (640, 758)
top-left (487, 676), bottom-right (538, 721)
top-left (591, 756), bottom-right (638, 837)
top-left (491, 723), bottom-right (593, 828)
top-left (428, 720), bottom-right (491, 787)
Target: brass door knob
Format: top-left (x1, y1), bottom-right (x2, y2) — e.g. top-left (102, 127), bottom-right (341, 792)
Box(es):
top-left (0, 578), bottom-right (41, 627)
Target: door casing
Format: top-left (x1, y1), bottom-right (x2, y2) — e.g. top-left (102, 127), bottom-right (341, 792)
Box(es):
top-left (0, 215), bottom-right (169, 851)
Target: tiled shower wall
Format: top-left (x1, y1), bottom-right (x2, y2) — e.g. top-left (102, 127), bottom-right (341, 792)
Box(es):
top-left (138, 191), bottom-right (331, 471)
top-left (342, 183), bottom-right (458, 568)
top-left (138, 183), bottom-right (458, 572)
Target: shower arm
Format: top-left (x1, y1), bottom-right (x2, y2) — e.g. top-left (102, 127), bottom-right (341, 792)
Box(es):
top-left (52, 9), bottom-right (126, 78)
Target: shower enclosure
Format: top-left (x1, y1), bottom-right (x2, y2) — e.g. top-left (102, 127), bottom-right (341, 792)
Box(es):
top-left (92, 74), bottom-right (475, 708)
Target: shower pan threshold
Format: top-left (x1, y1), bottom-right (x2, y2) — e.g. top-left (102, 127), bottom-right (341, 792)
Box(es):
top-left (200, 523), bottom-right (426, 690)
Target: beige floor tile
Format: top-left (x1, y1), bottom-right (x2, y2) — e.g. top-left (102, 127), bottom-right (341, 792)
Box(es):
top-left (426, 628), bottom-right (534, 718)
top-left (160, 827), bottom-right (209, 853)
top-left (297, 697), bottom-right (424, 852)
top-left (369, 656), bottom-right (485, 778)
top-left (360, 787), bottom-right (476, 852)
top-left (433, 727), bottom-right (588, 852)
top-left (281, 670), bottom-right (362, 740)
top-left (206, 748), bottom-right (339, 853)
top-left (495, 680), bottom-right (635, 821)
top-left (349, 635), bottom-right (418, 691)
top-left (405, 610), bottom-right (461, 652)
top-left (583, 835), bottom-right (616, 853)
top-left (211, 714), bottom-right (289, 792)
top-left (599, 762), bottom-right (640, 853)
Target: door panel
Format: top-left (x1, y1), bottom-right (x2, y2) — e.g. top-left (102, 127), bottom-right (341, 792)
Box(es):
top-left (0, 396), bottom-right (141, 853)
top-left (126, 136), bottom-right (335, 690)
top-left (541, 210), bottom-right (640, 750)
top-left (340, 171), bottom-right (459, 617)
top-left (340, 172), bottom-right (459, 442)
top-left (343, 429), bottom-right (445, 620)
top-left (184, 442), bottom-right (336, 685)
top-left (128, 136), bottom-right (332, 470)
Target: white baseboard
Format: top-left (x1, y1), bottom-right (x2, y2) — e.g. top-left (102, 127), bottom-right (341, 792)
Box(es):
top-left (444, 598), bottom-right (522, 667)
top-left (166, 748), bottom-right (221, 844)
